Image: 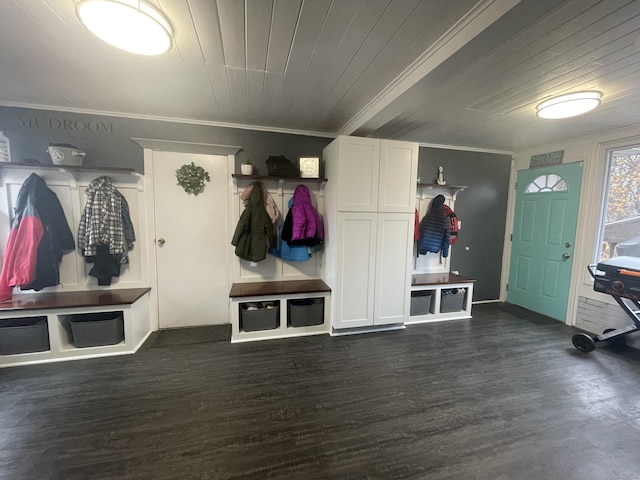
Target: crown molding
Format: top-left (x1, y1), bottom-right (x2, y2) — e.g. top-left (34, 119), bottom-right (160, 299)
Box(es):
top-left (0, 102), bottom-right (335, 139)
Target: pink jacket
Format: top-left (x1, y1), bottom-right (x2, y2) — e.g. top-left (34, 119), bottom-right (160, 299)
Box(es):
top-left (290, 185), bottom-right (324, 241)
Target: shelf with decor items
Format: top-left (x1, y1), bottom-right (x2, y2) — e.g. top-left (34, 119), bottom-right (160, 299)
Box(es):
top-left (406, 272), bottom-right (475, 325)
top-left (0, 162), bottom-right (143, 190)
top-left (232, 173), bottom-right (327, 182)
top-left (231, 174), bottom-right (327, 197)
top-left (0, 162), bottom-right (138, 175)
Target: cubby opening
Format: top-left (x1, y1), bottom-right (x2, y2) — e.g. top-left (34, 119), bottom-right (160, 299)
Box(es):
top-left (440, 289), bottom-right (466, 313)
top-left (59, 311), bottom-right (125, 349)
top-left (410, 290), bottom-right (434, 316)
top-left (239, 301), bottom-right (280, 332)
top-left (0, 316), bottom-right (49, 355)
top-left (287, 298), bottom-right (324, 327)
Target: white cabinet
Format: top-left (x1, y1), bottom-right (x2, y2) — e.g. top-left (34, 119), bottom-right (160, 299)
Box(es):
top-left (335, 137), bottom-right (380, 212)
top-left (323, 136), bottom-right (418, 332)
top-left (374, 213), bottom-right (413, 325)
top-left (378, 140), bottom-right (419, 212)
top-left (333, 213), bottom-right (377, 329)
top-left (332, 136), bottom-right (418, 213)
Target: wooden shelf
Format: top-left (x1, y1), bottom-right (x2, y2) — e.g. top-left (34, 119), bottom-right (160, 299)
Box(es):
top-left (412, 272), bottom-right (475, 286)
top-left (229, 280), bottom-right (330, 298)
top-left (0, 162), bottom-right (138, 175)
top-left (232, 173), bottom-right (327, 183)
top-left (417, 183), bottom-right (467, 198)
top-left (0, 288), bottom-right (151, 312)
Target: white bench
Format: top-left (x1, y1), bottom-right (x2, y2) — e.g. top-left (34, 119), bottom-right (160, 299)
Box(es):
top-left (406, 272), bottom-right (475, 324)
top-left (229, 279), bottom-right (331, 343)
top-left (0, 288), bottom-right (151, 368)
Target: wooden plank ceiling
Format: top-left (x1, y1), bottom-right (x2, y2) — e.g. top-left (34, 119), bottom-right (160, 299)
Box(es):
top-left (0, 0), bottom-right (639, 152)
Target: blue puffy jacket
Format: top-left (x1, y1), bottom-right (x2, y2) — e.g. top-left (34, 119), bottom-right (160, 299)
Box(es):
top-left (419, 195), bottom-right (451, 258)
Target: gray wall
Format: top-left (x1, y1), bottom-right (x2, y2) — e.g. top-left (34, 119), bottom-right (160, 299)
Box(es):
top-left (0, 106), bottom-right (512, 301)
top-left (418, 147), bottom-right (512, 301)
top-left (0, 106), bottom-right (331, 174)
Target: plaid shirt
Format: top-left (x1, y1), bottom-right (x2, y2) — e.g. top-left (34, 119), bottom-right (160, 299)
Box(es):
top-left (78, 176), bottom-right (125, 256)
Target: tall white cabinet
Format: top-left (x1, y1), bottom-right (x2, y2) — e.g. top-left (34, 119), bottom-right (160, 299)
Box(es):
top-left (323, 136), bottom-right (418, 332)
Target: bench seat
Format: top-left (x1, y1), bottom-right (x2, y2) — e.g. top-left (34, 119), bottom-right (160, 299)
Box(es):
top-left (0, 288), bottom-right (150, 312)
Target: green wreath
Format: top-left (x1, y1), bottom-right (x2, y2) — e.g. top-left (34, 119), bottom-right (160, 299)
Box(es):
top-left (176, 162), bottom-right (211, 195)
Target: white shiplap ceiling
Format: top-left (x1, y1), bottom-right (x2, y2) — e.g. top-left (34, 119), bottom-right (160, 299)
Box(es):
top-left (1, 0), bottom-right (639, 152)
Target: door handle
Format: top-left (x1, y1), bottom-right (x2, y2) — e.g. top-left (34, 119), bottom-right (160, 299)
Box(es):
top-left (562, 253), bottom-right (571, 259)
top-left (157, 237), bottom-right (166, 246)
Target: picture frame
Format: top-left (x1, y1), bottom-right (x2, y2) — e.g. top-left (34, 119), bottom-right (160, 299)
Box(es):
top-left (299, 156), bottom-right (320, 178)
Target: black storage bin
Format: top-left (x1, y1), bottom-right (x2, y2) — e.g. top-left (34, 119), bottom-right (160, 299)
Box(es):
top-left (0, 317), bottom-right (49, 355)
top-left (69, 312), bottom-right (124, 348)
top-left (288, 298), bottom-right (324, 327)
top-left (440, 290), bottom-right (465, 313)
top-left (240, 302), bottom-right (279, 331)
top-left (410, 291), bottom-right (432, 316)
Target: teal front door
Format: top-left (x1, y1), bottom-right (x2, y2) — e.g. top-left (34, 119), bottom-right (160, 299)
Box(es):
top-left (507, 162), bottom-right (583, 321)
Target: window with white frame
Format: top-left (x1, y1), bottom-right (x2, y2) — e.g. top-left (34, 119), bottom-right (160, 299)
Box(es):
top-left (597, 145), bottom-right (640, 261)
top-left (525, 174), bottom-right (568, 193)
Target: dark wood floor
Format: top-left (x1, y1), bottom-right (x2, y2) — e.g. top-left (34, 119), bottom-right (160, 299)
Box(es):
top-left (2, 303), bottom-right (640, 480)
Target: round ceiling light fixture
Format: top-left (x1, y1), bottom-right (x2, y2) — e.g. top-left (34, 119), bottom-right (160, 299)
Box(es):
top-left (536, 91), bottom-right (602, 119)
top-left (76, 0), bottom-right (173, 55)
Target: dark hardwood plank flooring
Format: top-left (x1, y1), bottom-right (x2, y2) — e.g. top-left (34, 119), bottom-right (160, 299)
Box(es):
top-left (2, 303), bottom-right (640, 479)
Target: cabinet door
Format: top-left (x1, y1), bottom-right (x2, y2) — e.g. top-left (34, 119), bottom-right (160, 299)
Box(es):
top-left (374, 213), bottom-right (413, 325)
top-left (378, 140), bottom-right (418, 213)
top-left (333, 212), bottom-right (377, 329)
top-left (337, 137), bottom-right (380, 212)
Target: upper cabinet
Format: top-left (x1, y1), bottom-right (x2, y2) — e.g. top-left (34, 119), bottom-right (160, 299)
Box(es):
top-left (378, 139), bottom-right (419, 212)
top-left (325, 136), bottom-right (418, 213)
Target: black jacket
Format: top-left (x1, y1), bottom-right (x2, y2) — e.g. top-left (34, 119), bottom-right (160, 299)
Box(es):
top-left (21, 174), bottom-right (76, 291)
top-left (231, 182), bottom-right (275, 262)
top-left (419, 194), bottom-right (451, 258)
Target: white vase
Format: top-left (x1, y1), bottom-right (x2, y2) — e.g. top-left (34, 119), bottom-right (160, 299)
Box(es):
top-left (241, 163), bottom-right (253, 175)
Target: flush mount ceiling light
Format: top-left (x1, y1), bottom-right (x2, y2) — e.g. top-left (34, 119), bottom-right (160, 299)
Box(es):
top-left (536, 91), bottom-right (602, 119)
top-left (76, 0), bottom-right (173, 55)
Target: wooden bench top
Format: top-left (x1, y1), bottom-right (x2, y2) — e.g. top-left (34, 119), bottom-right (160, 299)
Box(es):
top-left (412, 272), bottom-right (475, 286)
top-left (0, 288), bottom-right (151, 312)
top-left (229, 279), bottom-right (330, 298)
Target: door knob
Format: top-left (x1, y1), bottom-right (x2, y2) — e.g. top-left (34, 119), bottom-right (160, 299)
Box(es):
top-left (562, 253), bottom-right (571, 259)
top-left (157, 237), bottom-right (166, 246)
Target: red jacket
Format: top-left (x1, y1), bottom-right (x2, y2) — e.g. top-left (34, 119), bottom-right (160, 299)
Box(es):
top-left (0, 174), bottom-right (74, 301)
top-left (0, 214), bottom-right (43, 301)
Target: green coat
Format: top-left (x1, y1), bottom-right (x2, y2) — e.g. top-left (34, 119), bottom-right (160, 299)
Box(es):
top-left (231, 182), bottom-right (275, 262)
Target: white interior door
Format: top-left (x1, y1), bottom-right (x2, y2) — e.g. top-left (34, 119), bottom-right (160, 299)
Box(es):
top-left (152, 151), bottom-right (230, 328)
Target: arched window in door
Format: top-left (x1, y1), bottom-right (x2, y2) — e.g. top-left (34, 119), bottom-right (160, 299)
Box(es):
top-left (525, 173), bottom-right (568, 193)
